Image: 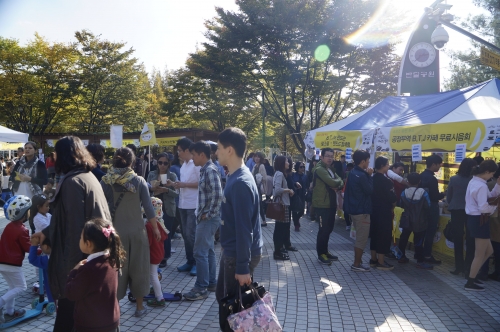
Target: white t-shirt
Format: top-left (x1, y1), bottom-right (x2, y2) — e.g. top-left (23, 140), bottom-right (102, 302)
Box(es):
top-left (178, 159), bottom-right (200, 210)
top-left (34, 212), bottom-right (52, 233)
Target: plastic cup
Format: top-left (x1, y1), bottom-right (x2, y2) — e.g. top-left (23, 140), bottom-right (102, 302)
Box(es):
top-left (160, 174), bottom-right (167, 184)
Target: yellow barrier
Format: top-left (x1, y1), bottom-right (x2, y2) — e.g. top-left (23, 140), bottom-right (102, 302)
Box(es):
top-left (393, 207), bottom-right (453, 257)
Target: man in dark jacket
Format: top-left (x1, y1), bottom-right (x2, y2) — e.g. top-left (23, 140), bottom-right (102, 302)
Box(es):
top-left (344, 150), bottom-right (373, 272)
top-left (312, 148), bottom-right (343, 265)
top-left (420, 154), bottom-right (444, 264)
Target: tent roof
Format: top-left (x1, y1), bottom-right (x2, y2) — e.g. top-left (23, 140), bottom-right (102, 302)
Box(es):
top-left (0, 125), bottom-right (29, 143)
top-left (314, 78), bottom-right (500, 132)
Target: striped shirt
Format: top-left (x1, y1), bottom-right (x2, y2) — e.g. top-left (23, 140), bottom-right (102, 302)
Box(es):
top-left (197, 160), bottom-right (223, 222)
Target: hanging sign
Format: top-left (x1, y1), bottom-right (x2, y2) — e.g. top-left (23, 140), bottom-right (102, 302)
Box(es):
top-left (345, 148), bottom-right (353, 162)
top-left (412, 144), bottom-right (422, 162)
top-left (455, 144), bottom-right (466, 163)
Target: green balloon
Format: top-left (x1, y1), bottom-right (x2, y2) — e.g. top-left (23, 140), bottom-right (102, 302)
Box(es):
top-left (314, 45), bottom-right (330, 62)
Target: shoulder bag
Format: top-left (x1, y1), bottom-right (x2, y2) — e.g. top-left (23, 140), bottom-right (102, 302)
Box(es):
top-left (266, 195), bottom-right (285, 221)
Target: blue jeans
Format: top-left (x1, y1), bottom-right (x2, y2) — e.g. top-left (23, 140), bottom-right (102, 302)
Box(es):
top-left (179, 208), bottom-right (197, 266)
top-left (424, 202), bottom-right (440, 258)
top-left (193, 217), bottom-right (220, 289)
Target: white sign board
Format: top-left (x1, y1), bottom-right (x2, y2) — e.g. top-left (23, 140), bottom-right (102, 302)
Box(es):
top-left (455, 144), bottom-right (466, 163)
top-left (411, 144), bottom-right (422, 162)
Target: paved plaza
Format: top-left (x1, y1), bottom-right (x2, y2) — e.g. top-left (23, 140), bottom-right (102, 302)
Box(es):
top-left (1, 210), bottom-right (500, 332)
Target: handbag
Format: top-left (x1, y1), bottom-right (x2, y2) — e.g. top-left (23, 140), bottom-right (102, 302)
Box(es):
top-left (227, 285), bottom-right (282, 332)
top-left (443, 220), bottom-right (453, 242)
top-left (304, 190), bottom-right (313, 203)
top-left (291, 194), bottom-right (304, 213)
top-left (219, 283), bottom-right (267, 332)
top-left (266, 196), bottom-right (285, 221)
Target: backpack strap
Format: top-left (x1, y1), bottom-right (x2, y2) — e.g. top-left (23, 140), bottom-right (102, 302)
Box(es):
top-left (110, 192), bottom-right (125, 220)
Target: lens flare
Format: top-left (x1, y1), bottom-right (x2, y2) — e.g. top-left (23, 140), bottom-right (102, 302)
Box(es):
top-left (344, 0), bottom-right (423, 49)
top-left (314, 45), bottom-right (331, 62)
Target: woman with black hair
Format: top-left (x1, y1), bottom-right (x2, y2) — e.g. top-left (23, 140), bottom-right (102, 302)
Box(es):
top-left (272, 156), bottom-right (296, 260)
top-left (31, 136), bottom-right (110, 332)
top-left (252, 152), bottom-right (268, 226)
top-left (87, 143), bottom-right (106, 182)
top-left (101, 147), bottom-right (160, 316)
top-left (369, 156), bottom-right (397, 271)
top-left (464, 160), bottom-right (500, 291)
top-left (291, 161), bottom-right (308, 231)
top-left (447, 158), bottom-right (477, 276)
top-left (10, 141), bottom-right (48, 199)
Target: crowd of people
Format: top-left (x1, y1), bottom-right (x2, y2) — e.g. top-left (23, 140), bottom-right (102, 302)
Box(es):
top-left (0, 129), bottom-right (499, 331)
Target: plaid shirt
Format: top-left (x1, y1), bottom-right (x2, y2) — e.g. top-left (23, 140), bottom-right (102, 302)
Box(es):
top-left (197, 160), bottom-right (223, 222)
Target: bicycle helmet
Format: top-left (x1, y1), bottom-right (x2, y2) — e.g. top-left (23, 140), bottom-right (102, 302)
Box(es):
top-left (4, 195), bottom-right (32, 222)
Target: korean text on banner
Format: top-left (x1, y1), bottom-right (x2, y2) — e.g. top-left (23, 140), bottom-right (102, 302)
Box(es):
top-left (140, 122), bottom-right (157, 146)
top-left (110, 125), bottom-right (123, 149)
top-left (305, 129), bottom-right (374, 152)
top-left (376, 120), bottom-right (500, 152)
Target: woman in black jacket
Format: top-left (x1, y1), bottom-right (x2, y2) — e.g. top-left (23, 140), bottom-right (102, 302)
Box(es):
top-left (10, 141), bottom-right (48, 199)
top-left (369, 156), bottom-right (397, 271)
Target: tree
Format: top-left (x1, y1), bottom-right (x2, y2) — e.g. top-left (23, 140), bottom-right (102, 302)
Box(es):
top-left (188, 0), bottom-right (399, 153)
top-left (445, 0), bottom-right (500, 90)
top-left (70, 30), bottom-right (151, 133)
top-left (0, 35), bottom-right (78, 136)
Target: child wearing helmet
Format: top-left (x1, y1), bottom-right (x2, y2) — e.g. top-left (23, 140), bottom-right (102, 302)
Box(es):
top-left (0, 195), bottom-right (32, 323)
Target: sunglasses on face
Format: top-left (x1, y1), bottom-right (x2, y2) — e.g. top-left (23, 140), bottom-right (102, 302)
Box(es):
top-left (158, 161), bottom-right (169, 166)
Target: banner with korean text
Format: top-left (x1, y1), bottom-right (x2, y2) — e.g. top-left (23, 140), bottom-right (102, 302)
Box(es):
top-left (303, 129), bottom-right (375, 152)
top-left (375, 120), bottom-right (500, 152)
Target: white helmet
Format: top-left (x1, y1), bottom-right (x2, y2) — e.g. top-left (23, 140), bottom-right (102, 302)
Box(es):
top-left (5, 195), bottom-right (32, 222)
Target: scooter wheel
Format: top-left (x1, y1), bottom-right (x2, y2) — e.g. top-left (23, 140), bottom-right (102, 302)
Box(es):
top-left (128, 293), bottom-right (137, 303)
top-left (158, 272), bottom-right (162, 281)
top-left (46, 302), bottom-right (56, 315)
top-left (31, 298), bottom-right (39, 309)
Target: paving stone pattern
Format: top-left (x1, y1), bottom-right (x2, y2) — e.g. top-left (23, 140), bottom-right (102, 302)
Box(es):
top-left (1, 210), bottom-right (500, 331)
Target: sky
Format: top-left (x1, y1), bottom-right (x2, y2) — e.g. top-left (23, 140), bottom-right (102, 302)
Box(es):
top-left (0, 0), bottom-right (488, 88)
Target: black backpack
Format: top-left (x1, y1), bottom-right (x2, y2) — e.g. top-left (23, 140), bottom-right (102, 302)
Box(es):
top-left (399, 188), bottom-right (429, 233)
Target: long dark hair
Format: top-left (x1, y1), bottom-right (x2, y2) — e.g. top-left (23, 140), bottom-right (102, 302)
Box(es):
top-left (274, 156), bottom-right (286, 173)
top-left (29, 194), bottom-right (49, 233)
top-left (457, 158), bottom-right (476, 177)
top-left (55, 136), bottom-right (95, 174)
top-left (82, 218), bottom-right (126, 270)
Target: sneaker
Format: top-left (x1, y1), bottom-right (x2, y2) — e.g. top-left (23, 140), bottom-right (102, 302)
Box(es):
top-left (177, 263), bottom-right (193, 272)
top-left (171, 248), bottom-right (177, 253)
top-left (416, 262), bottom-right (434, 270)
top-left (474, 278), bottom-right (484, 285)
top-left (376, 262), bottom-right (394, 271)
top-left (207, 284), bottom-right (217, 292)
top-left (261, 222), bottom-right (268, 227)
top-left (351, 264), bottom-right (371, 272)
top-left (385, 252), bottom-right (397, 260)
top-left (147, 298), bottom-right (165, 307)
top-left (369, 259), bottom-right (378, 267)
top-left (159, 259), bottom-right (167, 268)
top-left (326, 252), bottom-right (338, 261)
top-left (424, 256), bottom-right (442, 265)
top-left (346, 226), bottom-right (351, 231)
top-left (4, 309), bottom-right (26, 322)
top-left (398, 256), bottom-right (409, 264)
top-left (190, 265), bottom-right (197, 276)
top-left (464, 282), bottom-right (485, 292)
top-left (184, 288), bottom-right (209, 301)
top-left (318, 254), bottom-right (332, 265)
top-left (134, 308), bottom-right (148, 317)
top-left (295, 226), bottom-right (300, 232)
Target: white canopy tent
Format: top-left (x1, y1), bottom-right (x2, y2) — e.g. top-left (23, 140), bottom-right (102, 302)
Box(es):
top-left (0, 125), bottom-right (29, 143)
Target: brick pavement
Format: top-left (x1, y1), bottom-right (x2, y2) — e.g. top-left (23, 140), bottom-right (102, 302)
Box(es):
top-left (1, 209), bottom-right (500, 331)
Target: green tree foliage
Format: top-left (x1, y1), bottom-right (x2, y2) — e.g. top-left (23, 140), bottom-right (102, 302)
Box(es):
top-left (188, 0), bottom-right (399, 153)
top-left (445, 0), bottom-right (500, 90)
top-left (0, 34), bottom-right (78, 135)
top-left (0, 31), bottom-right (159, 137)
